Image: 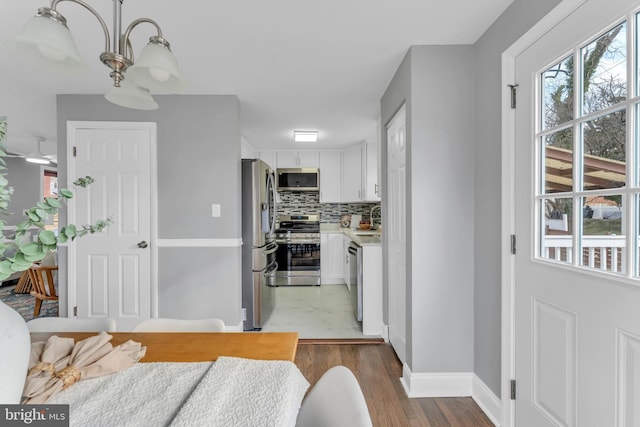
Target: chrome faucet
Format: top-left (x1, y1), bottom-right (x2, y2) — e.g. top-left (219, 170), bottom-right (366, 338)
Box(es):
top-left (370, 204), bottom-right (381, 230)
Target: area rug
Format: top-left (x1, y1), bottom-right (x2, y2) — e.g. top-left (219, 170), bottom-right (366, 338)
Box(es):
top-left (0, 283), bottom-right (58, 321)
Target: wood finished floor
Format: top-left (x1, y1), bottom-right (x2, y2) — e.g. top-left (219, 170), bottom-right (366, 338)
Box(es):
top-left (295, 342), bottom-right (495, 427)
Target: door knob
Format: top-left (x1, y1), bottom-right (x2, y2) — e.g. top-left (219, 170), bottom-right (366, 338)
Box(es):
top-left (137, 241), bottom-right (148, 249)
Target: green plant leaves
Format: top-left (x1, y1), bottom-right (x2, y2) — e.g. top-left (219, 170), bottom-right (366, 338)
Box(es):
top-left (0, 259), bottom-right (13, 275)
top-left (20, 242), bottom-right (41, 256)
top-left (10, 252), bottom-right (32, 271)
top-left (65, 224), bottom-right (77, 239)
top-left (38, 230), bottom-right (57, 245)
top-left (0, 143), bottom-right (110, 273)
top-left (74, 176), bottom-right (95, 188)
top-left (45, 197), bottom-right (61, 208)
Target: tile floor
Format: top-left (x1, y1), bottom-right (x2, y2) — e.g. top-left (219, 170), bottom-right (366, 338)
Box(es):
top-left (261, 284), bottom-right (371, 339)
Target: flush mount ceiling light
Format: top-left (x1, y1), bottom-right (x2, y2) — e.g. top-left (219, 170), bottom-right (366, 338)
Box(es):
top-left (294, 131), bottom-right (319, 143)
top-left (7, 0), bottom-right (185, 110)
top-left (25, 137), bottom-right (51, 165)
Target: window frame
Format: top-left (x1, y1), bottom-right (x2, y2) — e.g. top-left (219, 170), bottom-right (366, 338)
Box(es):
top-left (535, 10), bottom-right (639, 279)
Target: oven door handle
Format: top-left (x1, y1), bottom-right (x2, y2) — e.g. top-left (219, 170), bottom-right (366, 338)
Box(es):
top-left (276, 240), bottom-right (320, 244)
top-left (265, 261), bottom-right (278, 275)
top-left (264, 242), bottom-right (279, 255)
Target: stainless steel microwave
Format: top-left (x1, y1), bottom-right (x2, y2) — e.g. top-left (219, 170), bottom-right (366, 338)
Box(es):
top-left (276, 168), bottom-right (320, 191)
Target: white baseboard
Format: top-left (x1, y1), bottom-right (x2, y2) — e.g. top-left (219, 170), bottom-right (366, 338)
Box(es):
top-left (381, 323), bottom-right (389, 341)
top-left (471, 374), bottom-right (502, 427)
top-left (226, 322), bottom-right (243, 332)
top-left (400, 364), bottom-right (473, 397)
top-left (400, 365), bottom-right (502, 426)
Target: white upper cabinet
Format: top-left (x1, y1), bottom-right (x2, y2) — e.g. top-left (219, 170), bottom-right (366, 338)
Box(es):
top-left (342, 145), bottom-right (364, 202)
top-left (262, 146), bottom-right (379, 203)
top-left (277, 151), bottom-right (319, 168)
top-left (259, 151), bottom-right (278, 170)
top-left (363, 141), bottom-right (380, 201)
top-left (319, 151), bottom-right (342, 203)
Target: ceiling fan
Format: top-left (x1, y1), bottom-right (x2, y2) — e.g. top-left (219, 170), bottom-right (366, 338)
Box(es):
top-left (5, 137), bottom-right (55, 165)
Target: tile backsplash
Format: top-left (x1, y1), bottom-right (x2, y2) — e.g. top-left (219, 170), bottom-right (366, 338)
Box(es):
top-left (276, 191), bottom-right (381, 223)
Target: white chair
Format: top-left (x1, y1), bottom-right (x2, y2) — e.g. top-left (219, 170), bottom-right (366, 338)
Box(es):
top-left (296, 365), bottom-right (372, 427)
top-left (27, 317), bottom-right (117, 332)
top-left (130, 317), bottom-right (225, 332)
top-left (0, 301), bottom-right (30, 404)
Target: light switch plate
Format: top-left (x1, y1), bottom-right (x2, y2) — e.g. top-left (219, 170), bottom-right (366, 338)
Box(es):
top-left (211, 204), bottom-right (221, 217)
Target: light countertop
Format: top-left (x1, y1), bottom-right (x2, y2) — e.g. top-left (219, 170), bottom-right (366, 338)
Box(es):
top-left (320, 223), bottom-right (382, 246)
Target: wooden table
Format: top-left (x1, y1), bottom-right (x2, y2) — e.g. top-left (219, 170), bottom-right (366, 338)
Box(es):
top-left (30, 331), bottom-right (299, 362)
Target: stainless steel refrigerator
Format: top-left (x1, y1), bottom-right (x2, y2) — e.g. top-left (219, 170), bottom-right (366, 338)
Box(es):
top-left (241, 159), bottom-right (278, 330)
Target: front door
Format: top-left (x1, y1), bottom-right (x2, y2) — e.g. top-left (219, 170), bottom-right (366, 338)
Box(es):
top-left (387, 105), bottom-right (407, 363)
top-left (513, 1), bottom-right (640, 425)
top-left (68, 122), bottom-right (155, 331)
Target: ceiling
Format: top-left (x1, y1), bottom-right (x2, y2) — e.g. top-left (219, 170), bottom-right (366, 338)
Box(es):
top-left (0, 0), bottom-right (513, 159)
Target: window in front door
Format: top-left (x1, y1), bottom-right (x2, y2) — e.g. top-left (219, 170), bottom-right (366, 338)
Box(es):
top-left (536, 12), bottom-right (640, 279)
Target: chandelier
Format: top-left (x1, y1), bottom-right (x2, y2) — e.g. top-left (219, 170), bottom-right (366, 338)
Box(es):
top-left (7, 0), bottom-right (186, 110)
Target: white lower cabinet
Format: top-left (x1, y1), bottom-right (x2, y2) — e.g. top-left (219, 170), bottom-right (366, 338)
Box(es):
top-left (320, 232), bottom-right (345, 284)
top-left (361, 245), bottom-right (382, 336)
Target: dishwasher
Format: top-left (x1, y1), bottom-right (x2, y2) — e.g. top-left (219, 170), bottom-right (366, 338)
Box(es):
top-left (348, 242), bottom-right (363, 322)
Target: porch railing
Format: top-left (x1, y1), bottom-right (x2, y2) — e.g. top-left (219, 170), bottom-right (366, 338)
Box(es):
top-left (543, 235), bottom-right (626, 273)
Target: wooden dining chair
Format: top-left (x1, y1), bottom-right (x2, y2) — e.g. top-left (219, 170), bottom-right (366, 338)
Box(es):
top-left (28, 265), bottom-right (59, 317)
top-left (14, 270), bottom-right (33, 294)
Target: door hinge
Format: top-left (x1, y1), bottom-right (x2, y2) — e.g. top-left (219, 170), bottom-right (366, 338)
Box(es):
top-left (73, 306), bottom-right (78, 317)
top-left (510, 379), bottom-right (517, 400)
top-left (510, 234), bottom-right (517, 255)
top-left (73, 146), bottom-right (77, 157)
top-left (508, 84), bottom-right (519, 109)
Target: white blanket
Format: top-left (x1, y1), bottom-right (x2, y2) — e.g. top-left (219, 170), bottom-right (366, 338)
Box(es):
top-left (49, 357), bottom-right (310, 427)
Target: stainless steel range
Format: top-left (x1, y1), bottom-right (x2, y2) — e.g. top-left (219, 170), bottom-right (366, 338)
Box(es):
top-left (273, 214), bottom-right (320, 286)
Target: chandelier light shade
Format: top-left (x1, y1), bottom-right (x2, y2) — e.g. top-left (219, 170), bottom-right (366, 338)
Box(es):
top-left (104, 76), bottom-right (159, 110)
top-left (6, 11), bottom-right (86, 74)
top-left (7, 0), bottom-right (186, 110)
top-left (126, 38), bottom-right (186, 93)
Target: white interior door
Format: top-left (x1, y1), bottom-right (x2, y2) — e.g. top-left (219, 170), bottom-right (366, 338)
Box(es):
top-left (513, 1), bottom-right (640, 426)
top-left (68, 122), bottom-right (155, 331)
top-left (387, 105), bottom-right (407, 363)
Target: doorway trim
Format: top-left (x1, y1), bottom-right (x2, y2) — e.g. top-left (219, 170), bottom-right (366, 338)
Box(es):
top-left (500, 0), bottom-right (587, 426)
top-left (65, 121), bottom-right (159, 319)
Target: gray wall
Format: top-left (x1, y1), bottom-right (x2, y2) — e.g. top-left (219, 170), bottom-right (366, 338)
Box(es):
top-left (56, 94), bottom-right (242, 325)
top-left (472, 0), bottom-right (562, 396)
top-left (4, 157), bottom-right (44, 226)
top-left (381, 46), bottom-right (475, 374)
top-left (411, 46), bottom-right (475, 373)
top-left (380, 0), bottom-right (563, 396)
